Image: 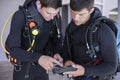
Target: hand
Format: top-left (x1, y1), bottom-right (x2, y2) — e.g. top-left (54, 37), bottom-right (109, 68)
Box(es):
top-left (38, 55), bottom-right (62, 71)
top-left (53, 53), bottom-right (63, 64)
top-left (63, 64), bottom-right (85, 77)
top-left (64, 60), bottom-right (75, 66)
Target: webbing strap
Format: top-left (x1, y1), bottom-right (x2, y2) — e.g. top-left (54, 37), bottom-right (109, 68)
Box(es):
top-left (28, 2), bottom-right (43, 26)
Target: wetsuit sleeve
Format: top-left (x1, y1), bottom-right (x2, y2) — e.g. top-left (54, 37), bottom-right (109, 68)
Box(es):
top-left (7, 9), bottom-right (41, 62)
top-left (84, 23), bottom-right (118, 76)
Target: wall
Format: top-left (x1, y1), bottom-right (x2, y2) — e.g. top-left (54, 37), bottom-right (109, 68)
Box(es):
top-left (103, 0), bottom-right (117, 17)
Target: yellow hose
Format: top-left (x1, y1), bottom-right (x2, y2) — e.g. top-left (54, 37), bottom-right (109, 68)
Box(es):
top-left (27, 39), bottom-right (35, 51)
top-left (0, 11), bottom-right (36, 55)
top-left (0, 11), bottom-right (15, 55)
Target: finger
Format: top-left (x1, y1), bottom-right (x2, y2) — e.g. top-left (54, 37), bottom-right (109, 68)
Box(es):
top-left (45, 64), bottom-right (53, 71)
top-left (64, 62), bottom-right (75, 66)
top-left (53, 55), bottom-right (58, 59)
top-left (54, 55), bottom-right (63, 62)
top-left (53, 54), bottom-right (59, 58)
top-left (46, 65), bottom-right (52, 70)
top-left (68, 74), bottom-right (73, 78)
top-left (70, 62), bottom-right (75, 65)
top-left (56, 58), bottom-right (63, 63)
top-left (59, 57), bottom-right (63, 62)
top-left (54, 54), bottom-right (63, 60)
top-left (48, 62), bottom-right (54, 69)
top-left (42, 62), bottom-right (52, 70)
top-left (72, 64), bottom-right (76, 68)
top-left (51, 58), bottom-right (62, 67)
top-left (63, 71), bottom-right (75, 75)
top-left (74, 64), bottom-right (84, 70)
top-left (44, 65), bottom-right (49, 71)
top-left (46, 70), bottom-right (49, 74)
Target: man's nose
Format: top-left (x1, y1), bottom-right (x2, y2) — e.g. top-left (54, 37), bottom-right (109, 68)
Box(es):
top-left (51, 15), bottom-right (54, 20)
top-left (74, 14), bottom-right (80, 21)
top-left (50, 14), bottom-right (56, 20)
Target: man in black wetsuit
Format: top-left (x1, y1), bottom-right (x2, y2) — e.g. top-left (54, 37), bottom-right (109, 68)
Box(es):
top-left (61, 0), bottom-right (118, 80)
top-left (6, 0), bottom-right (63, 80)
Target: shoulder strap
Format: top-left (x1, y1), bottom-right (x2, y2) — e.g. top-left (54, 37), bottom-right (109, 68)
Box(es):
top-left (86, 16), bottom-right (118, 59)
top-left (19, 2), bottom-right (44, 51)
top-left (96, 16), bottom-right (117, 37)
top-left (24, 2), bottom-right (43, 26)
top-left (28, 3), bottom-right (43, 26)
top-left (53, 15), bottom-right (62, 38)
top-left (85, 16), bottom-right (107, 59)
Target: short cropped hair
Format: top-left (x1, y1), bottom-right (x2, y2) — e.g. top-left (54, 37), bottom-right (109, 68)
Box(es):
top-left (70, 0), bottom-right (94, 11)
top-left (39, 0), bottom-right (62, 9)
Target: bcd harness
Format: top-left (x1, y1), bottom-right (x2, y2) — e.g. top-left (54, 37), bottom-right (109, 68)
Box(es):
top-left (1, 2), bottom-right (61, 70)
top-left (87, 17), bottom-right (120, 71)
top-left (67, 16), bottom-right (120, 67)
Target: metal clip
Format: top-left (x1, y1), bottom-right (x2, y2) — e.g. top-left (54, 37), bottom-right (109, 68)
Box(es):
top-left (14, 64), bottom-right (22, 72)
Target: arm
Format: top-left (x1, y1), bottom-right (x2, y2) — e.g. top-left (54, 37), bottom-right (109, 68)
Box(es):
top-left (84, 23), bottom-right (118, 76)
top-left (8, 9), bottom-right (41, 62)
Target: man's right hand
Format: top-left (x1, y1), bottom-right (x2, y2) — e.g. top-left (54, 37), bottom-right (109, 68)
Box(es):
top-left (64, 60), bottom-right (75, 66)
top-left (38, 55), bottom-right (62, 71)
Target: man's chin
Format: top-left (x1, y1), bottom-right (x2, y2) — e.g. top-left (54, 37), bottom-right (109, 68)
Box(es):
top-left (75, 22), bottom-right (82, 26)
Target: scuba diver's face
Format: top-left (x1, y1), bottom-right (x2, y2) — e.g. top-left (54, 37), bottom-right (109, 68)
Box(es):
top-left (36, 0), bottom-right (60, 21)
top-left (71, 8), bottom-right (94, 26)
top-left (40, 7), bottom-right (60, 21)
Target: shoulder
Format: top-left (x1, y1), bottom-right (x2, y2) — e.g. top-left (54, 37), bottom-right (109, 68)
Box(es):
top-left (12, 8), bottom-right (26, 24)
top-left (13, 8), bottom-right (25, 17)
top-left (96, 21), bottom-right (116, 41)
top-left (11, 8), bottom-right (26, 29)
top-left (94, 16), bottom-right (115, 35)
top-left (98, 22), bottom-right (114, 34)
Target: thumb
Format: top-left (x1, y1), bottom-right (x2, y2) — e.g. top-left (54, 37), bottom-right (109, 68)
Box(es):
top-left (72, 64), bottom-right (79, 68)
top-left (72, 64), bottom-right (83, 70)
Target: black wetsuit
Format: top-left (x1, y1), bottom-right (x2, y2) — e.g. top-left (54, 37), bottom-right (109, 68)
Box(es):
top-left (6, 1), bottom-right (62, 80)
top-left (61, 7), bottom-right (118, 80)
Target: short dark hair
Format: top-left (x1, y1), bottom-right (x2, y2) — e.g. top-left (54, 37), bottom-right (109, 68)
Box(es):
top-left (39, 0), bottom-right (62, 9)
top-left (70, 0), bottom-right (94, 11)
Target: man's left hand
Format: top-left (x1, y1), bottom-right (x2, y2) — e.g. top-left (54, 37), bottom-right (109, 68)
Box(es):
top-left (63, 64), bottom-right (85, 77)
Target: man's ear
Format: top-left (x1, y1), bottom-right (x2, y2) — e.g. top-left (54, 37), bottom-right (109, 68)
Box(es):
top-left (90, 8), bottom-right (94, 14)
top-left (36, 0), bottom-right (41, 9)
